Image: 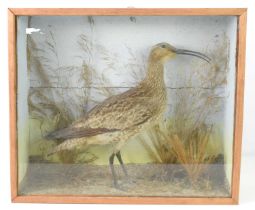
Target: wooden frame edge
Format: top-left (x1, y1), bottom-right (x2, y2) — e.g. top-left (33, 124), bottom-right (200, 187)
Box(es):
top-left (8, 8), bottom-right (247, 204)
top-left (231, 10), bottom-right (247, 205)
top-left (12, 195), bottom-right (236, 205)
top-left (8, 8), bottom-right (18, 202)
top-left (9, 8), bottom-right (247, 16)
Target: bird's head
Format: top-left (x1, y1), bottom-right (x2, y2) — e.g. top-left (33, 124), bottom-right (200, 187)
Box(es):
top-left (150, 42), bottom-right (211, 64)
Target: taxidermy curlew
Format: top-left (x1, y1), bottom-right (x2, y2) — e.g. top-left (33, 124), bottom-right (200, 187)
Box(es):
top-left (46, 42), bottom-right (211, 189)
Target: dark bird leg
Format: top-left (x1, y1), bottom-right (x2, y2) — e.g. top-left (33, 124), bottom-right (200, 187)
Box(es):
top-left (116, 151), bottom-right (136, 185)
top-left (109, 153), bottom-right (118, 188)
top-left (116, 151), bottom-right (128, 177)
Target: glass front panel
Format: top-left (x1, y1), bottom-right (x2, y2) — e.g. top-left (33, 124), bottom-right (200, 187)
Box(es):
top-left (17, 15), bottom-right (237, 197)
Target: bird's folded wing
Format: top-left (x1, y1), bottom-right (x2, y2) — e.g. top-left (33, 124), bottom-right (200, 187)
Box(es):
top-left (45, 127), bottom-right (120, 140)
top-left (79, 97), bottom-right (156, 129)
top-left (46, 97), bottom-right (157, 140)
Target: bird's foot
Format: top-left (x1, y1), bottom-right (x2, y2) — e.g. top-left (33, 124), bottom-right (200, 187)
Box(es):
top-left (125, 176), bottom-right (137, 185)
top-left (116, 177), bottom-right (137, 190)
top-left (112, 181), bottom-right (126, 191)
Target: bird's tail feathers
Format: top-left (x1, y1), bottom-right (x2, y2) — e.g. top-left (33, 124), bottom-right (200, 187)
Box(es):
top-left (46, 138), bottom-right (87, 157)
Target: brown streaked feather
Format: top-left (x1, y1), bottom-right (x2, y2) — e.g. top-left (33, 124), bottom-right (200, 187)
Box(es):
top-left (46, 127), bottom-right (119, 140)
top-left (74, 85), bottom-right (162, 130)
top-left (46, 81), bottom-right (165, 141)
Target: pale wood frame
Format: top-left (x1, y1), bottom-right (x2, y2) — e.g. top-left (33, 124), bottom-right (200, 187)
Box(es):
top-left (9, 8), bottom-right (247, 204)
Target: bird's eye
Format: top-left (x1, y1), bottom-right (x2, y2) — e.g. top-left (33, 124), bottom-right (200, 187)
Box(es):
top-left (161, 44), bottom-right (166, 48)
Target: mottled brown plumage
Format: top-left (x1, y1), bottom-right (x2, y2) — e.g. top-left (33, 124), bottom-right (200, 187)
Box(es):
top-left (46, 42), bottom-right (210, 188)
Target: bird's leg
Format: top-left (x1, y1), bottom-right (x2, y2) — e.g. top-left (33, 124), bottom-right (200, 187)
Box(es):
top-left (109, 153), bottom-right (119, 188)
top-left (116, 151), bottom-right (136, 185)
top-left (116, 151), bottom-right (128, 177)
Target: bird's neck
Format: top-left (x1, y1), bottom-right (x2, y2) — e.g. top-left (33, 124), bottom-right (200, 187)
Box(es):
top-left (143, 60), bottom-right (166, 89)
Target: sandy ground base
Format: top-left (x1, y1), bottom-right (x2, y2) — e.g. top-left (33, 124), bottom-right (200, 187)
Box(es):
top-left (19, 163), bottom-right (230, 197)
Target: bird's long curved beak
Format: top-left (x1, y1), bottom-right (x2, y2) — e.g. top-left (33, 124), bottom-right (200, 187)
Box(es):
top-left (175, 49), bottom-right (211, 63)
